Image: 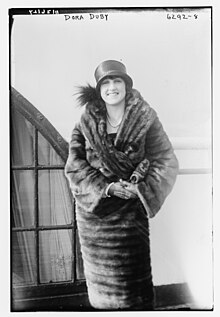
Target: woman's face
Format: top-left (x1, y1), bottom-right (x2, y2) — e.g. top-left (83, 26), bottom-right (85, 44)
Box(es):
top-left (100, 77), bottom-right (126, 106)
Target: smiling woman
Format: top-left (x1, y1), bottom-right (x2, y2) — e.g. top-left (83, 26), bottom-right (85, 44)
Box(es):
top-left (65, 60), bottom-right (179, 310)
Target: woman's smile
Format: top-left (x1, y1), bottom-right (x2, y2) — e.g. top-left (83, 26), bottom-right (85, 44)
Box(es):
top-left (107, 92), bottom-right (118, 95)
top-left (106, 91), bottom-right (119, 98)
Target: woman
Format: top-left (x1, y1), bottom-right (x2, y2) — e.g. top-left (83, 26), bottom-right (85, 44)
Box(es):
top-left (65, 60), bottom-right (179, 310)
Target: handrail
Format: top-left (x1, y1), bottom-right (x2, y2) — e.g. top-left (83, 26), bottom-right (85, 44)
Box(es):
top-left (179, 168), bottom-right (211, 175)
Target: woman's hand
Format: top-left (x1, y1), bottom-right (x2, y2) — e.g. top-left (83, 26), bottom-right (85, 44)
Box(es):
top-left (119, 180), bottom-right (138, 197)
top-left (107, 182), bottom-right (137, 200)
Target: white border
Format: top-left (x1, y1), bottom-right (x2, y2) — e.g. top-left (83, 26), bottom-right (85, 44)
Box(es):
top-left (1, 1), bottom-right (219, 316)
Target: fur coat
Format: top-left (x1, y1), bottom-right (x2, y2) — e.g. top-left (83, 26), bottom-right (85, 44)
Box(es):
top-left (65, 87), bottom-right (179, 310)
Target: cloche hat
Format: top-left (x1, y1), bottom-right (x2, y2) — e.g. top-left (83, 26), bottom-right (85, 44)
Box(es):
top-left (94, 60), bottom-right (133, 90)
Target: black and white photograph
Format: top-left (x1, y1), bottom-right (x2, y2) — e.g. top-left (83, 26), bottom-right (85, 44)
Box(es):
top-left (6, 2), bottom-right (215, 314)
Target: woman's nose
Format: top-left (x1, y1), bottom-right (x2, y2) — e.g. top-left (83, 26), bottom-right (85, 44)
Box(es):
top-left (108, 80), bottom-right (115, 89)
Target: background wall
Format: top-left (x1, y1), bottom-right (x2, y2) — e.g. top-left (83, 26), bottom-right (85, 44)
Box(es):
top-left (11, 8), bottom-right (212, 309)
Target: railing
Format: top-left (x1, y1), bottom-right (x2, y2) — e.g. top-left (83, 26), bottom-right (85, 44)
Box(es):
top-left (170, 137), bottom-right (212, 176)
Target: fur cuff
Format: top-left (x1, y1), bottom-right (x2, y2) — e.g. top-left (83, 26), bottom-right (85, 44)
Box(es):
top-left (136, 182), bottom-right (160, 218)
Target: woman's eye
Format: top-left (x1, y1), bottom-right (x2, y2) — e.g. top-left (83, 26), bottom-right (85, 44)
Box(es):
top-left (101, 80), bottom-right (109, 85)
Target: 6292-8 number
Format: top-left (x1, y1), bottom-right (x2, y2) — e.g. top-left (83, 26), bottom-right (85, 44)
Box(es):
top-left (167, 13), bottom-right (198, 20)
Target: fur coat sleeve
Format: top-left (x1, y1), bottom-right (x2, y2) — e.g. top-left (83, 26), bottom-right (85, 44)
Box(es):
top-left (136, 115), bottom-right (179, 218)
top-left (65, 123), bottom-right (110, 212)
